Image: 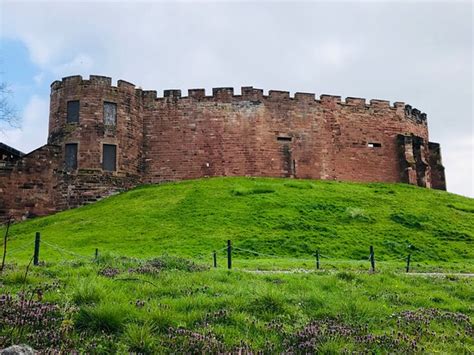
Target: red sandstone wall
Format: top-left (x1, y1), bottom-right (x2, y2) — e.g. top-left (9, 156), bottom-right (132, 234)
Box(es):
top-left (141, 89), bottom-right (430, 185)
top-left (0, 145), bottom-right (62, 219)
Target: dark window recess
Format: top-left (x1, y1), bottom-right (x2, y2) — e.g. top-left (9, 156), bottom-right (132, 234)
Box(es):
top-left (277, 136), bottom-right (292, 142)
top-left (65, 143), bottom-right (78, 171)
top-left (103, 102), bottom-right (117, 126)
top-left (368, 142), bottom-right (382, 148)
top-left (103, 144), bottom-right (117, 171)
top-left (66, 100), bottom-right (79, 123)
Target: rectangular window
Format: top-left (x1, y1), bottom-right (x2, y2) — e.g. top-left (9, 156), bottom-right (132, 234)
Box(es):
top-left (277, 136), bottom-right (292, 142)
top-left (103, 102), bottom-right (117, 127)
top-left (67, 100), bottom-right (80, 123)
top-left (368, 142), bottom-right (382, 148)
top-left (103, 144), bottom-right (117, 171)
top-left (65, 143), bottom-right (78, 171)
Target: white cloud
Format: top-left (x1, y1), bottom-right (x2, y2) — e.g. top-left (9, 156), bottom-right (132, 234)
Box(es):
top-left (316, 40), bottom-right (360, 68)
top-left (33, 72), bottom-right (45, 85)
top-left (52, 53), bottom-right (94, 77)
top-left (443, 135), bottom-right (474, 197)
top-left (0, 95), bottom-right (49, 153)
top-left (1, 1), bottom-right (472, 197)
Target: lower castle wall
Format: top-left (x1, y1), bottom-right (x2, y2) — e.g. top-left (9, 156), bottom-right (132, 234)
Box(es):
top-left (1, 145), bottom-right (140, 220)
top-left (0, 145), bottom-right (62, 220)
top-left (142, 95), bottom-right (430, 185)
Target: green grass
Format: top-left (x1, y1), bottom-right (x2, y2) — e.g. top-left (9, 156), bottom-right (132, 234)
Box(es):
top-left (1, 258), bottom-right (473, 353)
top-left (1, 177), bottom-right (473, 352)
top-left (3, 177), bottom-right (473, 268)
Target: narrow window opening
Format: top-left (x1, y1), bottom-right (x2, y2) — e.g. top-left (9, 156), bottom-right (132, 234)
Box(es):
top-left (66, 100), bottom-right (79, 123)
top-left (65, 143), bottom-right (78, 171)
top-left (103, 102), bottom-right (117, 127)
top-left (368, 142), bottom-right (382, 148)
top-left (277, 136), bottom-right (292, 142)
top-left (103, 144), bottom-right (117, 171)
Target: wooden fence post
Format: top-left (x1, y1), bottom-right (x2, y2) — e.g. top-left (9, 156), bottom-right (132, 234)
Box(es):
top-left (227, 240), bottom-right (232, 270)
top-left (95, 248), bottom-right (99, 261)
top-left (369, 245), bottom-right (375, 272)
top-left (213, 250), bottom-right (217, 268)
top-left (316, 250), bottom-right (320, 270)
top-left (1, 216), bottom-right (12, 273)
top-left (406, 253), bottom-right (411, 273)
top-left (33, 232), bottom-right (41, 266)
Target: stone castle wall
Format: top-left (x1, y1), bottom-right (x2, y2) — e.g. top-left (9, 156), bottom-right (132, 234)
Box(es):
top-left (0, 75), bottom-right (446, 220)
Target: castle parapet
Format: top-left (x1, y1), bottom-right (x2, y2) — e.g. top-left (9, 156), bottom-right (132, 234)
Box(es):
top-left (268, 90), bottom-right (290, 100)
top-left (241, 86), bottom-right (264, 100)
top-left (49, 75), bottom-right (430, 127)
top-left (212, 87), bottom-right (234, 101)
top-left (345, 97), bottom-right (366, 106)
top-left (89, 75), bottom-right (112, 86)
top-left (164, 89), bottom-right (182, 98)
top-left (294, 92), bottom-right (315, 102)
top-left (369, 99), bottom-right (390, 108)
top-left (188, 89), bottom-right (206, 99)
top-left (117, 80), bottom-right (135, 91)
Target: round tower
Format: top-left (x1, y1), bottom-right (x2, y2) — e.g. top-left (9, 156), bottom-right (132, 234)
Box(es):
top-left (48, 75), bottom-right (143, 176)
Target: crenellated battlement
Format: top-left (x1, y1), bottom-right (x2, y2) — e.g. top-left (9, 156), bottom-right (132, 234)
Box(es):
top-left (50, 75), bottom-right (428, 124)
top-left (51, 75), bottom-right (427, 129)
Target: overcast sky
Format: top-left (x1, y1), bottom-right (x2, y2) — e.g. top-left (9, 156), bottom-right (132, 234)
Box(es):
top-left (0, 0), bottom-right (472, 197)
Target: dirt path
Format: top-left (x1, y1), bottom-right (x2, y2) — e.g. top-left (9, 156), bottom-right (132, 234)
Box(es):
top-left (243, 269), bottom-right (474, 277)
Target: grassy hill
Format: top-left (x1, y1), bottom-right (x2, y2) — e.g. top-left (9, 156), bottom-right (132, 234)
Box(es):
top-left (6, 177), bottom-right (474, 266)
top-left (2, 177), bottom-right (474, 353)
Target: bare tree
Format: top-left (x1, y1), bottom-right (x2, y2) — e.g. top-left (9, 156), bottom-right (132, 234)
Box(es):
top-left (0, 81), bottom-right (18, 129)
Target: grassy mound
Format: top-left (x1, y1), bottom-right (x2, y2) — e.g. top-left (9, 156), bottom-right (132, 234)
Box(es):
top-left (4, 177), bottom-right (474, 265)
top-left (1, 177), bottom-right (474, 353)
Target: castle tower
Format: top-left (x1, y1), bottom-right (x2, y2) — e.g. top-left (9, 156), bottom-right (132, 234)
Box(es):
top-left (48, 75), bottom-right (143, 176)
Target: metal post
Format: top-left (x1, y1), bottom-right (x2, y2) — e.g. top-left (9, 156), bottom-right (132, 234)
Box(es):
top-left (95, 248), bottom-right (99, 261)
top-left (213, 250), bottom-right (217, 268)
top-left (316, 250), bottom-right (320, 270)
top-left (406, 253), bottom-right (411, 273)
top-left (33, 232), bottom-right (41, 266)
top-left (227, 240), bottom-right (232, 270)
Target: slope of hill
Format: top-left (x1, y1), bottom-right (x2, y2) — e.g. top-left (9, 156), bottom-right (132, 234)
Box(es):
top-left (6, 177), bottom-right (474, 264)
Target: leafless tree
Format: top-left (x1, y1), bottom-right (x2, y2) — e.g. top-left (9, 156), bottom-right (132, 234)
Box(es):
top-left (0, 81), bottom-right (18, 129)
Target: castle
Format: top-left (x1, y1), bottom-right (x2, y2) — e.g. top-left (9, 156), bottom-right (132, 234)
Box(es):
top-left (0, 75), bottom-right (446, 220)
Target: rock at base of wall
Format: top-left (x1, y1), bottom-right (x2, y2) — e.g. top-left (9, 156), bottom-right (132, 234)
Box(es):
top-left (0, 345), bottom-right (35, 355)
